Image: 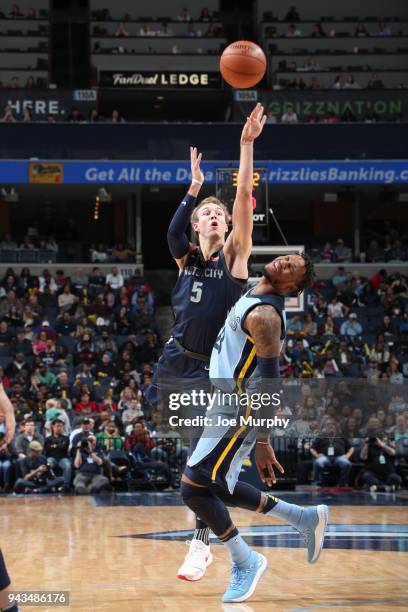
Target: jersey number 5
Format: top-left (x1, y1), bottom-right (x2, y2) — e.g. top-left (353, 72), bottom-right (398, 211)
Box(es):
top-left (190, 281), bottom-right (203, 303)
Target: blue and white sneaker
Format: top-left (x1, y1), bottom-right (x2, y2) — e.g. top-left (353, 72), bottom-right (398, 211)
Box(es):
top-left (222, 551), bottom-right (267, 603)
top-left (297, 504), bottom-right (328, 564)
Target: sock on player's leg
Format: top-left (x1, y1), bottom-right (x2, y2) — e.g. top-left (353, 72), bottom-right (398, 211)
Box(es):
top-left (261, 493), bottom-right (303, 528)
top-left (221, 527), bottom-right (252, 569)
top-left (193, 519), bottom-right (210, 546)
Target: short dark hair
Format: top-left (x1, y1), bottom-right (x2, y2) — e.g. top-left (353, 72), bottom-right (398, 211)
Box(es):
top-left (297, 253), bottom-right (315, 292)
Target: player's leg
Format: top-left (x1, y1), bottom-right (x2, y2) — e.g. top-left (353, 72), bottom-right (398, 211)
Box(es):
top-left (176, 368), bottom-right (213, 581)
top-left (181, 476), bottom-right (267, 603)
top-left (176, 433), bottom-right (212, 581)
top-left (0, 549), bottom-right (19, 612)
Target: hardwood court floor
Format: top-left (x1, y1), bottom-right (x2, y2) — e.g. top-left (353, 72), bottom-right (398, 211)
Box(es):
top-left (2, 493), bottom-right (408, 612)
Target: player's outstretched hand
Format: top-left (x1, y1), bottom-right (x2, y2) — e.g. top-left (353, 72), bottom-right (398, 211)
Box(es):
top-left (240, 103), bottom-right (267, 144)
top-left (190, 146), bottom-right (204, 185)
top-left (255, 442), bottom-right (284, 487)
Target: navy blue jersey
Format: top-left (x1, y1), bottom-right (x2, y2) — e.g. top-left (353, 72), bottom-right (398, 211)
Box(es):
top-left (170, 248), bottom-right (246, 357)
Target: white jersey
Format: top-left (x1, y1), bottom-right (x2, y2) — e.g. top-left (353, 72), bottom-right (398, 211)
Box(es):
top-left (210, 288), bottom-right (286, 392)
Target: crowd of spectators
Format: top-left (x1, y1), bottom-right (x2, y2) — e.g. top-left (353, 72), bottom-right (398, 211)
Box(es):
top-left (273, 265), bottom-right (408, 490)
top-left (0, 263), bottom-right (406, 494)
top-left (314, 230), bottom-right (408, 263)
top-left (0, 4), bottom-right (45, 19)
top-left (0, 264), bottom-right (192, 494)
top-left (90, 7), bottom-right (219, 24)
top-left (266, 104), bottom-right (403, 124)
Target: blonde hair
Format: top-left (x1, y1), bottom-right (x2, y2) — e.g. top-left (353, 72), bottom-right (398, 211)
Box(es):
top-left (190, 197), bottom-right (230, 226)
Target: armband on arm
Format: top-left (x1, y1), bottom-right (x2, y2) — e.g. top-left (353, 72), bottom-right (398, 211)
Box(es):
top-left (167, 193), bottom-right (197, 259)
top-left (255, 356), bottom-right (281, 435)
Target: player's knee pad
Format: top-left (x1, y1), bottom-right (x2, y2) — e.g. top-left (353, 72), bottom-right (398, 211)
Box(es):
top-left (180, 481), bottom-right (232, 536)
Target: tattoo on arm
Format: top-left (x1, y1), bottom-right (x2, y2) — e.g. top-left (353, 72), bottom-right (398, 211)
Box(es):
top-left (245, 305), bottom-right (282, 358)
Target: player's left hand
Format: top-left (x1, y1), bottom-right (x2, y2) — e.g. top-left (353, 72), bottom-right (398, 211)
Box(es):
top-left (255, 442), bottom-right (284, 487)
top-left (240, 103), bottom-right (267, 144)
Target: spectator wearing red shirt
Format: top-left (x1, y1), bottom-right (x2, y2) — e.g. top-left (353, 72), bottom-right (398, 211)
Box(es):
top-left (371, 269), bottom-right (387, 290)
top-left (74, 392), bottom-right (97, 415)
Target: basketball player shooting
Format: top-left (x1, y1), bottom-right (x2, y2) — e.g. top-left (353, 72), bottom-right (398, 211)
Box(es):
top-left (0, 381), bottom-right (19, 612)
top-left (181, 254), bottom-right (329, 603)
top-left (146, 103), bottom-right (267, 581)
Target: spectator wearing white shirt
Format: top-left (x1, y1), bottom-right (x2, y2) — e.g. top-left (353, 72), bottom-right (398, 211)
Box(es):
top-left (281, 105), bottom-right (298, 123)
top-left (327, 296), bottom-right (348, 319)
top-left (106, 267), bottom-right (124, 291)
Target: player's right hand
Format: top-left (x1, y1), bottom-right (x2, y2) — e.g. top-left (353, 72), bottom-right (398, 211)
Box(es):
top-left (190, 146), bottom-right (204, 185)
top-left (255, 442), bottom-right (284, 487)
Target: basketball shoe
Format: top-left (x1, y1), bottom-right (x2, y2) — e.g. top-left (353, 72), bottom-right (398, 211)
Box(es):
top-left (177, 539), bottom-right (213, 581)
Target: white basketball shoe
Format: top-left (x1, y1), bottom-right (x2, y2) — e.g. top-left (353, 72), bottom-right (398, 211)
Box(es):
top-left (177, 539), bottom-right (213, 581)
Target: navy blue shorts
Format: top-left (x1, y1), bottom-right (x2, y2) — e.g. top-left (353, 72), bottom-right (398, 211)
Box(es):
top-left (146, 338), bottom-right (210, 408)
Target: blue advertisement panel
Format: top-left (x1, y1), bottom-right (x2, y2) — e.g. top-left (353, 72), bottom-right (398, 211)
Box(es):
top-left (1, 160), bottom-right (408, 186)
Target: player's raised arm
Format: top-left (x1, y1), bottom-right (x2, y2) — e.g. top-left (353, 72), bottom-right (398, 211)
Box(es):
top-left (0, 382), bottom-right (15, 449)
top-left (167, 146), bottom-right (204, 270)
top-left (225, 103), bottom-right (266, 261)
top-left (245, 304), bottom-right (284, 486)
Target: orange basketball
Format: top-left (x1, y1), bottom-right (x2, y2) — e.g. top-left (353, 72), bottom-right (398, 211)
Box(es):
top-left (220, 40), bottom-right (267, 89)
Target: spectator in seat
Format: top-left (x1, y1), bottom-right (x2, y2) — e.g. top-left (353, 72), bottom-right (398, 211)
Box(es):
top-left (285, 23), bottom-right (301, 37)
top-left (310, 419), bottom-right (353, 487)
top-left (281, 105), bottom-right (298, 123)
top-left (354, 21), bottom-right (369, 37)
top-left (68, 107), bottom-right (84, 122)
top-left (395, 415), bottom-right (408, 441)
top-left (96, 420), bottom-right (124, 452)
top-left (115, 22), bottom-right (129, 37)
top-left (177, 7), bottom-right (191, 21)
top-left (199, 8), bottom-right (212, 21)
top-left (304, 313), bottom-right (317, 336)
top-left (90, 243), bottom-right (109, 263)
top-left (0, 104), bottom-right (18, 122)
top-left (44, 418), bottom-right (71, 491)
top-left (377, 315), bottom-right (397, 337)
top-left (388, 361), bottom-right (403, 385)
top-left (327, 295), bottom-right (348, 319)
top-left (58, 283), bottom-right (76, 314)
top-left (344, 75), bottom-right (360, 90)
top-left (73, 435), bottom-right (109, 494)
top-left (311, 22), bottom-right (326, 37)
top-left (111, 110), bottom-right (125, 123)
top-left (364, 109), bottom-right (380, 123)
top-left (0, 321), bottom-right (11, 346)
top-left (88, 267), bottom-right (106, 299)
top-left (340, 313), bottom-right (362, 337)
top-left (70, 417), bottom-right (94, 451)
top-left (0, 234), bottom-right (18, 249)
top-left (333, 75), bottom-right (345, 89)
top-left (14, 418), bottom-right (44, 465)
top-left (0, 429), bottom-right (13, 492)
top-left (334, 239), bottom-right (352, 262)
top-left (74, 392), bottom-right (97, 415)
top-left (71, 267), bottom-right (89, 295)
top-left (378, 20), bottom-right (392, 36)
top-left (126, 422), bottom-right (174, 487)
top-left (319, 242), bottom-right (335, 262)
top-left (112, 243), bottom-right (136, 263)
top-left (6, 352), bottom-right (31, 380)
top-left (366, 239), bottom-right (385, 262)
top-left (361, 433), bottom-right (402, 491)
top-left (10, 329), bottom-right (32, 356)
top-left (385, 240), bottom-right (406, 262)
top-left (56, 311), bottom-right (76, 336)
top-left (5, 305), bottom-right (23, 328)
top-left (25, 76), bottom-right (35, 88)
top-left (322, 111), bottom-right (339, 124)
top-left (367, 73), bottom-right (384, 89)
top-left (14, 440), bottom-right (64, 494)
top-left (286, 315), bottom-right (303, 334)
top-left (106, 266), bottom-right (124, 292)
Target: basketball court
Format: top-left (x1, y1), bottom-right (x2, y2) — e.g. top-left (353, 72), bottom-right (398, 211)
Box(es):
top-left (3, 491), bottom-right (408, 611)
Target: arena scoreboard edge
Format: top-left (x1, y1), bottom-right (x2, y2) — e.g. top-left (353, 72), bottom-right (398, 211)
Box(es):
top-left (215, 167), bottom-right (268, 226)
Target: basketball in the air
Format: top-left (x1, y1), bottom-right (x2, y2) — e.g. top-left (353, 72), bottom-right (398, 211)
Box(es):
top-left (220, 40), bottom-right (267, 88)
